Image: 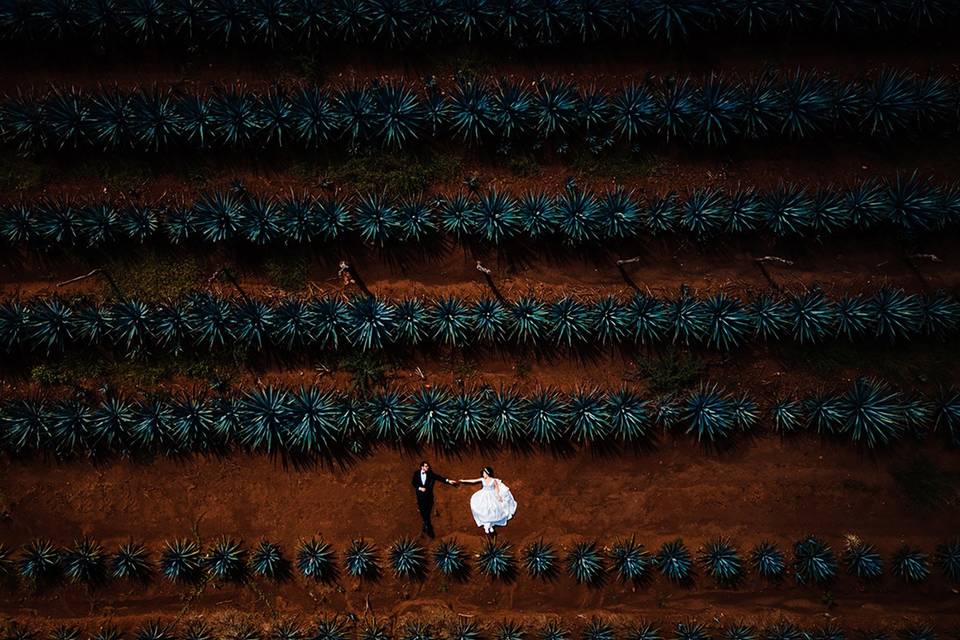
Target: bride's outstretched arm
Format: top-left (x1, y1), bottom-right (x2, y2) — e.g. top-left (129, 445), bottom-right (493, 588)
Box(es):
top-left (458, 478), bottom-right (482, 484)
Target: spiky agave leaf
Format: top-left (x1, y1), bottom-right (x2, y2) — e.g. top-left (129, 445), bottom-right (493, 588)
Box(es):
top-left (750, 541), bottom-right (785, 579)
top-left (194, 190), bottom-right (243, 242)
top-left (27, 297), bottom-right (75, 354)
top-left (91, 625), bottom-right (122, 640)
top-left (2, 397), bottom-right (48, 453)
top-left (438, 193), bottom-right (477, 239)
top-left (723, 626), bottom-right (754, 640)
top-left (803, 391), bottom-right (844, 434)
top-left (762, 622), bottom-right (802, 640)
top-left (555, 187), bottom-right (600, 244)
top-left (44, 87), bottom-right (91, 149)
top-left (492, 79), bottom-right (533, 140)
top-left (239, 386), bottom-right (290, 452)
top-left (50, 626), bottom-right (81, 640)
top-left (348, 296), bottom-right (396, 350)
top-left (88, 394), bottom-right (134, 452)
top-left (186, 286), bottom-right (237, 350)
top-left (448, 78), bottom-right (496, 143)
top-left (494, 621), bottom-right (524, 640)
top-left (860, 70), bottom-right (917, 138)
top-left (684, 383), bottom-right (735, 442)
top-left (168, 392), bottom-right (214, 452)
top-left (607, 386), bottom-right (651, 442)
top-left (793, 535), bottom-right (836, 584)
top-left (609, 536), bottom-right (650, 583)
top-left (935, 538), bottom-right (960, 582)
top-left (19, 538), bottom-right (61, 581)
top-left (518, 191), bottom-right (558, 238)
top-left (297, 537), bottom-right (336, 581)
top-left (703, 293), bottom-right (751, 350)
top-left (210, 87), bottom-right (262, 146)
top-left (892, 545), bottom-right (929, 583)
top-left (771, 397), bottom-right (804, 434)
top-left (205, 536), bottom-right (246, 581)
top-left (136, 621), bottom-right (174, 640)
top-left (509, 296), bottom-right (549, 344)
top-left (160, 538), bottom-right (202, 582)
top-left (567, 388), bottom-right (609, 442)
top-left (112, 540), bottom-right (152, 580)
top-left (286, 386), bottom-right (339, 455)
top-left (343, 539), bottom-right (379, 578)
top-left (396, 196), bottom-right (436, 241)
top-left (597, 187), bottom-right (639, 239)
top-left (448, 620), bottom-right (480, 640)
top-left (921, 292), bottom-right (960, 337)
top-left (389, 537), bottom-right (427, 578)
top-left (654, 78), bottom-right (695, 141)
top-left (589, 296), bottom-right (628, 345)
top-left (353, 192), bottom-right (398, 246)
top-left (843, 537), bottom-right (883, 579)
top-left (565, 540), bottom-right (605, 584)
top-left (549, 297), bottom-right (593, 346)
top-left (359, 623), bottom-right (390, 640)
top-left (272, 299), bottom-right (315, 350)
top-left (540, 622), bottom-right (569, 640)
top-left (74, 301), bottom-right (111, 347)
top-left (373, 81), bottom-right (424, 149)
top-left (129, 397), bottom-right (175, 451)
top-left (401, 622), bottom-right (434, 640)
top-left (763, 182), bottom-right (812, 236)
top-left (472, 189), bottom-right (521, 244)
top-left (625, 293), bottom-right (669, 344)
top-left (289, 86), bottom-right (340, 147)
top-left (527, 388), bottom-right (568, 443)
top-left (726, 188), bottom-right (763, 234)
top-left (871, 287), bottom-right (922, 341)
top-left (532, 79), bottom-right (578, 139)
top-left (309, 296), bottom-right (350, 350)
top-left (250, 540), bottom-right (287, 579)
top-left (692, 74), bottom-right (741, 146)
top-left (750, 294), bottom-right (792, 340)
top-left (450, 391), bottom-right (489, 446)
top-left (76, 202), bottom-right (119, 247)
top-left (434, 538), bottom-right (468, 576)
top-left (611, 82), bottom-right (656, 141)
top-left (519, 538), bottom-right (557, 578)
top-left (788, 286), bottom-right (836, 343)
top-left (838, 377), bottom-right (904, 447)
top-left (182, 621), bottom-right (214, 640)
top-left (429, 296), bottom-right (473, 346)
top-left (271, 622), bottom-right (303, 640)
top-left (468, 298), bottom-right (509, 343)
top-left (834, 294), bottom-right (873, 340)
top-left (393, 298), bottom-right (429, 346)
top-left (409, 386), bottom-right (452, 445)
top-left (700, 538), bottom-right (742, 585)
top-left (885, 171), bottom-right (939, 232)
top-left (654, 539), bottom-right (692, 582)
top-left (580, 621), bottom-right (614, 640)
top-left (366, 389), bottom-right (409, 442)
top-left (478, 540), bottom-right (515, 579)
top-left (667, 288), bottom-right (708, 346)
top-left (673, 624), bottom-right (709, 640)
top-left (780, 70), bottom-right (831, 139)
top-left (47, 399), bottom-right (92, 457)
top-left (808, 187), bottom-right (848, 234)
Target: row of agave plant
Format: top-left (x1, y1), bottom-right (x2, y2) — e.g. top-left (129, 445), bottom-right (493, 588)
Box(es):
top-left (1, 378), bottom-right (959, 454)
top-left (2, 287), bottom-right (957, 357)
top-left (2, 174), bottom-right (956, 247)
top-left (0, 620), bottom-right (950, 640)
top-left (2, 0), bottom-right (958, 47)
top-left (4, 71), bottom-right (958, 153)
top-left (4, 533), bottom-right (960, 587)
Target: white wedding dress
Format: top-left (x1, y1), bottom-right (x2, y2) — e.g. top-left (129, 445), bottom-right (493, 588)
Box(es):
top-left (470, 477), bottom-right (518, 532)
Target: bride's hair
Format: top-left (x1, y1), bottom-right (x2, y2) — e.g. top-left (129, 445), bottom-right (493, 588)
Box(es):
top-left (482, 466), bottom-right (494, 477)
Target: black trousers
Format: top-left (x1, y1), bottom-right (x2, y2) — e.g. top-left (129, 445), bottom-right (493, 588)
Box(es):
top-left (416, 497), bottom-right (434, 534)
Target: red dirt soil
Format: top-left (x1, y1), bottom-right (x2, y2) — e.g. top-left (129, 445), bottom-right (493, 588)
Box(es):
top-left (1, 441), bottom-right (958, 631)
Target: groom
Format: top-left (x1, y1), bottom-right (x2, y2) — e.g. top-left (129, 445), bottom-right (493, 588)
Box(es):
top-left (412, 460), bottom-right (457, 538)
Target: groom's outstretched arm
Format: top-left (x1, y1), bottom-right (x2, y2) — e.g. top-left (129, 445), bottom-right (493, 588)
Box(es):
top-left (430, 470), bottom-right (454, 485)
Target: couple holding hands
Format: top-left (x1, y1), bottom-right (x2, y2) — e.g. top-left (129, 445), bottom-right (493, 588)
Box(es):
top-left (412, 461), bottom-right (518, 537)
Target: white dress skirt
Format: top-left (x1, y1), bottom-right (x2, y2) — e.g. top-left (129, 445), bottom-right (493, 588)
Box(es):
top-left (470, 477), bottom-right (518, 530)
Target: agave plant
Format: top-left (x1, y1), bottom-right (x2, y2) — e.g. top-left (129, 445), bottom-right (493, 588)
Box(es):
top-left (580, 620), bottom-right (613, 640)
top-left (160, 538), bottom-right (202, 582)
top-left (549, 297), bottom-right (592, 346)
top-left (526, 388), bottom-right (569, 443)
top-left (606, 387), bottom-right (651, 442)
top-left (567, 388), bottom-right (609, 442)
top-left (478, 540), bottom-right (515, 579)
top-left (342, 539), bottom-right (379, 578)
top-left (673, 623), bottom-right (709, 640)
top-left (183, 621), bottom-right (214, 640)
top-left (285, 386), bottom-right (339, 455)
top-left (683, 383), bottom-right (735, 442)
top-left (609, 536), bottom-right (650, 583)
top-left (63, 536), bottom-right (106, 584)
top-left (250, 540), bottom-right (287, 579)
top-left (892, 545), bottom-right (929, 583)
top-left (358, 623), bottom-right (390, 640)
top-left (700, 538), bottom-right (743, 585)
top-left (763, 622), bottom-right (803, 640)
top-left (434, 538), bottom-right (468, 576)
top-left (555, 188), bottom-right (600, 244)
top-left (703, 294), bottom-right (751, 350)
top-left (448, 620), bottom-right (480, 640)
top-left (838, 377), bottom-right (904, 447)
top-left (238, 386), bottom-right (290, 451)
top-left (409, 386), bottom-right (453, 445)
top-left (566, 540), bottom-right (605, 585)
top-left (366, 389), bottom-right (409, 442)
top-left (205, 536), bottom-right (246, 581)
top-left (793, 535), bottom-right (836, 584)
top-left (843, 537), bottom-right (883, 579)
top-left (750, 541), bottom-right (785, 579)
top-left (271, 622), bottom-right (304, 640)
top-left (898, 626), bottom-right (936, 640)
top-left (348, 296), bottom-right (397, 350)
top-left (935, 538), bottom-right (960, 582)
top-left (723, 626), bottom-right (754, 640)
top-left (494, 621), bottom-right (524, 640)
top-left (654, 539), bottom-right (692, 582)
top-left (871, 287), bottom-right (922, 341)
top-left (389, 537), bottom-right (426, 578)
top-left (313, 618), bottom-right (349, 640)
top-left (682, 187), bottom-right (726, 240)
top-left (509, 297), bottom-right (550, 344)
top-left (429, 296), bottom-right (473, 346)
top-left (401, 622), bottom-right (434, 640)
top-left (540, 622), bottom-right (569, 640)
top-left (770, 397), bottom-right (804, 433)
top-left (19, 538), bottom-right (61, 581)
top-left (521, 538), bottom-right (557, 578)
top-left (297, 537), bottom-right (337, 581)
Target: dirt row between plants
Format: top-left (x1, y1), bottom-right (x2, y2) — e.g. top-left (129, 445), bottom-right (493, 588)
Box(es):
top-left (1, 441), bottom-right (958, 630)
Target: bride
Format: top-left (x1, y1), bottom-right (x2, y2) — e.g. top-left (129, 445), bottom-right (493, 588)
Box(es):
top-left (459, 467), bottom-right (518, 534)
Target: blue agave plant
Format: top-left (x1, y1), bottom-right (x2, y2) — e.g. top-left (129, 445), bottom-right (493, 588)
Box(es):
top-left (297, 537), bottom-right (337, 581)
top-left (409, 386), bottom-right (452, 445)
top-left (478, 540), bottom-right (515, 579)
top-left (892, 545), bottom-right (929, 583)
top-left (434, 538), bottom-right (468, 576)
top-left (366, 389), bottom-right (409, 442)
top-left (936, 538), bottom-right (960, 582)
top-left (871, 287), bottom-right (922, 341)
top-left (521, 538), bottom-right (557, 578)
top-left (838, 377), bottom-right (904, 447)
top-left (684, 383), bottom-right (735, 442)
top-left (566, 540), bottom-right (605, 584)
top-left (160, 538), bottom-right (202, 582)
top-left (342, 539), bottom-right (378, 578)
top-left (607, 386), bottom-right (650, 442)
top-left (64, 536), bottom-right (106, 584)
top-left (654, 539), bottom-right (692, 582)
top-left (626, 294), bottom-right (669, 344)
top-left (348, 296), bottom-right (396, 350)
top-left (609, 536), bottom-right (650, 583)
top-left (788, 286), bottom-right (836, 343)
top-left (693, 74), bottom-right (742, 145)
top-left (700, 538), bottom-right (743, 585)
top-left (750, 541), bottom-right (785, 579)
top-left (353, 193), bottom-right (398, 246)
top-left (286, 386), bottom-right (340, 455)
top-left (112, 540), bottom-right (152, 580)
top-left (205, 536), bottom-right (246, 581)
top-left (673, 623), bottom-right (709, 640)
top-left (771, 397), bottom-right (804, 433)
top-left (527, 388), bottom-right (569, 443)
top-left (793, 535), bottom-right (836, 584)
top-left (250, 540), bottom-right (287, 579)
top-left (429, 296), bottom-right (474, 346)
top-left (843, 538), bottom-right (883, 579)
top-left (509, 296), bottom-right (550, 344)
top-left (611, 83), bottom-right (657, 141)
top-left (448, 78), bottom-right (496, 142)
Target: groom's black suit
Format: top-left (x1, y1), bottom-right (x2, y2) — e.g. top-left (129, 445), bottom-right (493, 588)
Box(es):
top-left (412, 468), bottom-right (452, 537)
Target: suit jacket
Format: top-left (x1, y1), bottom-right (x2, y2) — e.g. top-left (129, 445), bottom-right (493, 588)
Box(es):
top-left (412, 469), bottom-right (449, 503)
